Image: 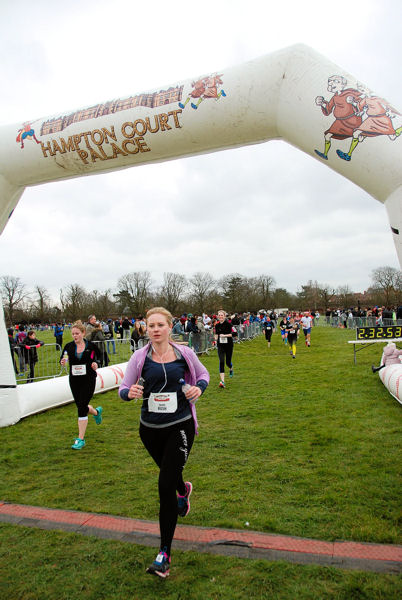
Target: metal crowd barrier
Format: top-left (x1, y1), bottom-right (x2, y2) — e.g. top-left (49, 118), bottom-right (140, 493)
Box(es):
top-left (319, 316), bottom-right (402, 329)
top-left (13, 339), bottom-right (134, 383)
top-left (171, 322), bottom-right (262, 354)
top-left (232, 322), bottom-right (262, 343)
top-left (14, 343), bottom-right (64, 383)
top-left (13, 324), bottom-right (263, 382)
top-left (90, 337), bottom-right (133, 366)
top-left (171, 330), bottom-right (215, 353)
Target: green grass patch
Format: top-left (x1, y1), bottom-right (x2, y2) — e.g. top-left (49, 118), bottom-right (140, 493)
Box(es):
top-left (1, 326), bottom-right (401, 597)
top-left (0, 524), bottom-right (400, 600)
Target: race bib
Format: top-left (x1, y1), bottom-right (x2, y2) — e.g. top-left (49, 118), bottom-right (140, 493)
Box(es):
top-left (148, 392), bottom-right (178, 413)
top-left (72, 364), bottom-right (86, 376)
top-left (219, 335), bottom-right (228, 343)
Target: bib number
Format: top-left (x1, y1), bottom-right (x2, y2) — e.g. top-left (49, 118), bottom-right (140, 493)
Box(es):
top-left (72, 364), bottom-right (87, 376)
top-left (148, 392), bottom-right (178, 413)
top-left (219, 335), bottom-right (228, 344)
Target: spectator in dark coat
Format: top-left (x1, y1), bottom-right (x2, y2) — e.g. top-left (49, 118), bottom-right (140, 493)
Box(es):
top-left (54, 323), bottom-right (64, 349)
top-left (122, 316), bottom-right (131, 339)
top-left (7, 328), bottom-right (19, 375)
top-left (23, 330), bottom-right (45, 383)
top-left (91, 322), bottom-right (109, 367)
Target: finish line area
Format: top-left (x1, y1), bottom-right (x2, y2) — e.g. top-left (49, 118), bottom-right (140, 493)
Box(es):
top-left (0, 501), bottom-right (400, 574)
top-left (2, 327), bottom-right (400, 590)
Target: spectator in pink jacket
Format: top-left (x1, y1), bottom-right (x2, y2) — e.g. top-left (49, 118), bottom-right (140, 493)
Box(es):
top-left (372, 342), bottom-right (402, 373)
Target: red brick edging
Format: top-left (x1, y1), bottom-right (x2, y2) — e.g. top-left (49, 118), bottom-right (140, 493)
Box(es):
top-left (1, 501), bottom-right (400, 571)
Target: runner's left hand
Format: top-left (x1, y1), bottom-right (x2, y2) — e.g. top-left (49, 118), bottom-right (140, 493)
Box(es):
top-left (184, 385), bottom-right (201, 404)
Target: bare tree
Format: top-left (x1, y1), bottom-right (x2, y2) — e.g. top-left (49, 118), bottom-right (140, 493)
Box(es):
top-left (60, 283), bottom-right (89, 321)
top-left (88, 288), bottom-right (116, 319)
top-left (297, 280), bottom-right (339, 311)
top-left (257, 274), bottom-right (276, 307)
top-left (271, 287), bottom-right (297, 310)
top-left (0, 275), bottom-right (28, 325)
top-left (318, 284), bottom-right (337, 311)
top-left (297, 280), bottom-right (322, 311)
top-left (246, 274), bottom-right (276, 309)
top-left (189, 272), bottom-right (216, 314)
top-left (59, 288), bottom-right (66, 315)
top-left (32, 285), bottom-right (51, 323)
top-left (371, 266), bottom-right (402, 306)
top-left (239, 277), bottom-right (260, 312)
top-left (116, 271), bottom-right (153, 316)
top-left (218, 273), bottom-right (249, 313)
top-left (159, 272), bottom-right (187, 314)
top-left (337, 284), bottom-right (355, 309)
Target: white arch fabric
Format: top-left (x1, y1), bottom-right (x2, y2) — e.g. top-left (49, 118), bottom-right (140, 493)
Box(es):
top-left (379, 352), bottom-right (402, 405)
top-left (0, 44), bottom-right (401, 426)
top-left (17, 363), bottom-right (128, 421)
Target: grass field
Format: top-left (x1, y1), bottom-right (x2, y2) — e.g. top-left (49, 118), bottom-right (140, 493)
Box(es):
top-left (1, 326), bottom-right (401, 599)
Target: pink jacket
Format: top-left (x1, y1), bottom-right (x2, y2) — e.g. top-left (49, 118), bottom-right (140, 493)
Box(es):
top-left (383, 345), bottom-right (402, 366)
top-left (119, 342), bottom-right (209, 434)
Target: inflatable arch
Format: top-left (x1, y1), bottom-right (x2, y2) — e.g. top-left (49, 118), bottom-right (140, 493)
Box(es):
top-left (378, 358), bottom-right (402, 405)
top-left (1, 43), bottom-right (401, 426)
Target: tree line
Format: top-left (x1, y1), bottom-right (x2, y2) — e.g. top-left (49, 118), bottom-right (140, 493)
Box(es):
top-left (1, 266), bottom-right (401, 325)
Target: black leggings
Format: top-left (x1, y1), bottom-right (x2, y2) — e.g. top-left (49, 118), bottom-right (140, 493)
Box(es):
top-left (69, 376), bottom-right (96, 418)
top-left (140, 418), bottom-right (195, 555)
top-left (27, 359), bottom-right (36, 383)
top-left (217, 343), bottom-right (233, 373)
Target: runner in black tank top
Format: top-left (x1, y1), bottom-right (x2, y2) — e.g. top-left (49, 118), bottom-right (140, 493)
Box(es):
top-left (214, 309), bottom-right (234, 388)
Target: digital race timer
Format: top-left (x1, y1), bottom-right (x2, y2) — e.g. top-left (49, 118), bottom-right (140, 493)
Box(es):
top-left (356, 326), bottom-right (402, 340)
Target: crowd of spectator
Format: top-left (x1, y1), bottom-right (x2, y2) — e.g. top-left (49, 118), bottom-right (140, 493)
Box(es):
top-left (7, 305), bottom-right (402, 382)
top-left (7, 325), bottom-right (44, 380)
top-left (324, 305), bottom-right (402, 327)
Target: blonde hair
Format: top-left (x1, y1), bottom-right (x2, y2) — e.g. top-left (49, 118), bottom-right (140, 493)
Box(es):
top-left (146, 307), bottom-right (173, 327)
top-left (72, 320), bottom-right (86, 334)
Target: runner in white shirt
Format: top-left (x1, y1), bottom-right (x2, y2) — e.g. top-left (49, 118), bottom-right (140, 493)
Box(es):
top-left (300, 312), bottom-right (313, 347)
top-left (202, 313), bottom-right (212, 330)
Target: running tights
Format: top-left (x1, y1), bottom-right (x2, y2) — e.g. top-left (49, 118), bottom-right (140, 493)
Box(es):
top-left (217, 344), bottom-right (233, 373)
top-left (139, 418), bottom-right (195, 556)
top-left (69, 376), bottom-right (96, 417)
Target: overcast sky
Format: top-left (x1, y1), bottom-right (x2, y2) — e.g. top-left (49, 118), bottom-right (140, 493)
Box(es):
top-left (0, 0), bottom-right (401, 304)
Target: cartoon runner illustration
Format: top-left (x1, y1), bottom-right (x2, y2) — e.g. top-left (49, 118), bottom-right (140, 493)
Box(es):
top-left (191, 74), bottom-right (226, 109)
top-left (336, 83), bottom-right (402, 161)
top-left (179, 77), bottom-right (207, 109)
top-left (16, 123), bottom-right (41, 149)
top-left (179, 74), bottom-right (226, 110)
top-left (314, 75), bottom-right (362, 160)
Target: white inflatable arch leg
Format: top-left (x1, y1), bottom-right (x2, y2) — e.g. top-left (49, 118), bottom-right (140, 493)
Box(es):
top-left (0, 43), bottom-right (401, 426)
top-left (0, 297), bottom-right (21, 425)
top-left (378, 351), bottom-right (402, 405)
top-left (385, 188), bottom-right (402, 262)
top-left (17, 363), bottom-right (128, 419)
